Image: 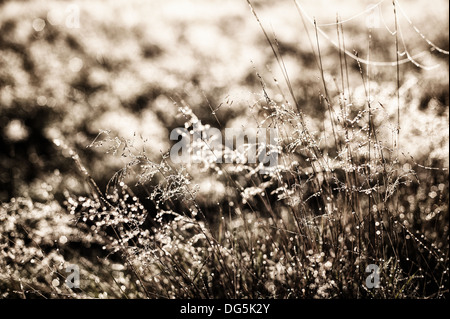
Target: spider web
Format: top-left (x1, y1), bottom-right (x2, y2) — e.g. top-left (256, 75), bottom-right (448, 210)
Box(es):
top-left (294, 0), bottom-right (449, 70)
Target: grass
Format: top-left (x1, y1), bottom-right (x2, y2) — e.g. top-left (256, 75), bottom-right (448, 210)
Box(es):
top-left (0, 0), bottom-right (448, 299)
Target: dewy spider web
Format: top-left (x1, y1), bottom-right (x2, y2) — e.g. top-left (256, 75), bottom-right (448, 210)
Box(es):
top-left (395, 0), bottom-right (449, 55)
top-left (294, 0), bottom-right (449, 70)
top-left (315, 0), bottom-right (385, 27)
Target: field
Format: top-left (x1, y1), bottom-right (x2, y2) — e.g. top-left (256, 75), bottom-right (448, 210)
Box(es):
top-left (0, 0), bottom-right (448, 299)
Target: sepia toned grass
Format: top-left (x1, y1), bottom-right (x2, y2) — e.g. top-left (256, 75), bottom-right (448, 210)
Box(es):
top-left (0, 0), bottom-right (448, 299)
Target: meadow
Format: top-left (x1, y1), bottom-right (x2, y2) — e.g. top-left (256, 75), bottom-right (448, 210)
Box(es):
top-left (0, 0), bottom-right (448, 299)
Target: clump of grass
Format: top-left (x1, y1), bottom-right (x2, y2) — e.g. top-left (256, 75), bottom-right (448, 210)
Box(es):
top-left (1, 1), bottom-right (448, 299)
top-left (62, 27), bottom-right (448, 296)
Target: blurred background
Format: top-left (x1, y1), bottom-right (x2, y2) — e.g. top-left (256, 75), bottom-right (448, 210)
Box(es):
top-left (0, 0), bottom-right (448, 202)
